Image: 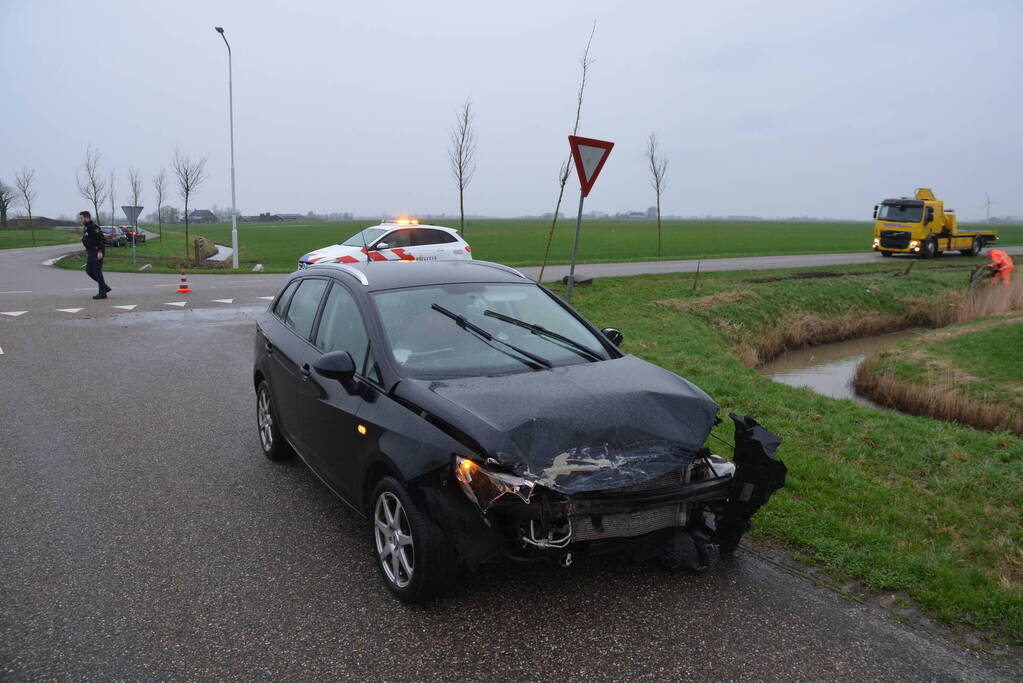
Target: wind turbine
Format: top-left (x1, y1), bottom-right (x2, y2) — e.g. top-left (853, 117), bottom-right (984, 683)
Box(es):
top-left (984, 192), bottom-right (997, 221)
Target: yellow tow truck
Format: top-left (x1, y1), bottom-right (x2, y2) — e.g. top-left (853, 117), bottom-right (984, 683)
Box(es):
top-left (872, 188), bottom-right (997, 258)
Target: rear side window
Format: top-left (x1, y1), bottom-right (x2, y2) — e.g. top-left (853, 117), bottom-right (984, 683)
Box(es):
top-left (380, 230), bottom-right (413, 248)
top-left (416, 229), bottom-right (457, 245)
top-left (314, 283), bottom-right (379, 382)
top-left (283, 278), bottom-right (328, 340)
top-left (273, 280), bottom-right (300, 318)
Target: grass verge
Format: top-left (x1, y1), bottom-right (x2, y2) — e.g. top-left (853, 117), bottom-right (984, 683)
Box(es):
top-left (562, 261), bottom-right (1023, 642)
top-left (53, 219), bottom-right (1023, 274)
top-left (0, 228), bottom-right (80, 249)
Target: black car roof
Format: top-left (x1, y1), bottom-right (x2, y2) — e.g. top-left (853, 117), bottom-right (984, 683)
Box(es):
top-left (299, 260), bottom-right (530, 292)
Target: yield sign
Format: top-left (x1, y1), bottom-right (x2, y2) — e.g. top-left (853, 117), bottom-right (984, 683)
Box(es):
top-left (568, 135), bottom-right (614, 197)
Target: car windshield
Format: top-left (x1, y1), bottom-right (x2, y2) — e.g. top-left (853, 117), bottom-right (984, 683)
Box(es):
top-left (341, 227), bottom-right (387, 247)
top-left (878, 203), bottom-right (923, 223)
top-left (372, 283), bottom-right (611, 378)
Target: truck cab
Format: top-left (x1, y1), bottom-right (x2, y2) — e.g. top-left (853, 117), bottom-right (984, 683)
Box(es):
top-left (872, 188), bottom-right (997, 258)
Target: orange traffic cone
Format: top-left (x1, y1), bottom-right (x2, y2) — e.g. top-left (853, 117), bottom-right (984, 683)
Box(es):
top-left (176, 267), bottom-right (193, 294)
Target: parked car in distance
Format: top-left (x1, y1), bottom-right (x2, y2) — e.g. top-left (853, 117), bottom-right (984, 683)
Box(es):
top-left (119, 225), bottom-right (146, 243)
top-left (253, 260), bottom-right (787, 602)
top-left (297, 219), bottom-right (471, 269)
top-left (100, 226), bottom-right (127, 247)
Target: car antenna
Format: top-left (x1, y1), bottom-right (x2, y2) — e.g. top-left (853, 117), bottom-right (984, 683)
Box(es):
top-left (361, 223), bottom-right (371, 265)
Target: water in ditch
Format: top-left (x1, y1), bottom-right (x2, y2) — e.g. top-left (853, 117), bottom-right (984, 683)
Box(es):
top-left (759, 329), bottom-right (922, 407)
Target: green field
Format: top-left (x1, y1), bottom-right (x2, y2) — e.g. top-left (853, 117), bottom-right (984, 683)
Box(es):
top-left (55, 219), bottom-right (1023, 274)
top-left (0, 228), bottom-right (80, 249)
top-left (563, 262), bottom-right (1023, 641)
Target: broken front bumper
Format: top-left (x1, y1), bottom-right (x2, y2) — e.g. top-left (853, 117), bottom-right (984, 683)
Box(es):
top-left (434, 413), bottom-right (787, 569)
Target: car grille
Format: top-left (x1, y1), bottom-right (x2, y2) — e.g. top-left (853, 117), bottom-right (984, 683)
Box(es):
top-left (880, 230), bottom-right (911, 249)
top-left (570, 467), bottom-right (691, 542)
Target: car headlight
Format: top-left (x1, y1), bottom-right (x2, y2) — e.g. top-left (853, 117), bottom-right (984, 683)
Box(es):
top-left (909, 240), bottom-right (919, 248)
top-left (454, 456), bottom-right (534, 512)
top-left (872, 238), bottom-right (880, 247)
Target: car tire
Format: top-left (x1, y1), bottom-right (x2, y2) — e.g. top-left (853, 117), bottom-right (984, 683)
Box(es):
top-left (880, 250), bottom-right (893, 257)
top-left (921, 238), bottom-right (937, 259)
top-left (256, 380), bottom-right (293, 461)
top-left (370, 476), bottom-right (456, 603)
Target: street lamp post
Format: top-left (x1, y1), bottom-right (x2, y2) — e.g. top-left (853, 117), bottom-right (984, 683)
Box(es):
top-left (215, 26), bottom-right (239, 269)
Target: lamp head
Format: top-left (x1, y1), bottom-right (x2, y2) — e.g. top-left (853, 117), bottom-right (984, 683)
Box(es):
top-left (215, 26), bottom-right (225, 33)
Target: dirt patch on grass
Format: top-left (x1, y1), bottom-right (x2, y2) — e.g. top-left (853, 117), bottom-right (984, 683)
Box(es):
top-left (651, 289), bottom-right (758, 312)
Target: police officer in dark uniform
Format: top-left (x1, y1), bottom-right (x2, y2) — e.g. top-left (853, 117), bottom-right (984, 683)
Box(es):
top-left (79, 211), bottom-right (112, 299)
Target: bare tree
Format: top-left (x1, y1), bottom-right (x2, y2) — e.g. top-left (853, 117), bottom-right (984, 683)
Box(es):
top-left (14, 168), bottom-right (38, 244)
top-left (152, 168), bottom-right (168, 238)
top-left (646, 132), bottom-right (668, 258)
top-left (76, 144), bottom-right (107, 224)
top-left (0, 179), bottom-right (15, 230)
top-left (538, 21), bottom-right (597, 282)
top-left (128, 165), bottom-right (143, 230)
top-left (107, 171), bottom-right (117, 225)
top-left (448, 97), bottom-right (477, 235)
top-left (171, 150), bottom-right (208, 259)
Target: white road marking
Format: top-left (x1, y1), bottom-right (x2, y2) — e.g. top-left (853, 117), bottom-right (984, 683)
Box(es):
top-left (164, 301), bottom-right (187, 307)
top-left (257, 296), bottom-right (274, 300)
top-left (0, 345), bottom-right (4, 354)
top-left (57, 308), bottom-right (83, 313)
top-left (1, 311), bottom-right (28, 317)
top-left (112, 305), bottom-right (137, 311)
top-left (152, 284), bottom-right (177, 287)
top-left (0, 290), bottom-right (32, 294)
top-left (211, 298), bottom-right (234, 304)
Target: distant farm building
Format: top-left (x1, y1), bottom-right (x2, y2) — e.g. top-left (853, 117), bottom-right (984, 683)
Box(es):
top-left (187, 209), bottom-right (220, 224)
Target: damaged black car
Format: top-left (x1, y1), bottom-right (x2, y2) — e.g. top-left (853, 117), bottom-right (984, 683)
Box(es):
top-left (253, 260), bottom-right (786, 602)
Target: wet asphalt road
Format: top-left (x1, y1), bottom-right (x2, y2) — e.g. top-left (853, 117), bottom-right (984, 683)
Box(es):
top-left (2, 281), bottom-right (1020, 680)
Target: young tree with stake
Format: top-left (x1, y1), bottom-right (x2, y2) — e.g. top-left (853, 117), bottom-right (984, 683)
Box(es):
top-left (107, 171), bottom-right (117, 226)
top-left (646, 131), bottom-right (668, 258)
top-left (538, 22), bottom-right (596, 282)
top-left (153, 168), bottom-right (168, 238)
top-left (76, 145), bottom-right (107, 227)
top-left (448, 98), bottom-right (477, 235)
top-left (171, 151), bottom-right (207, 261)
top-left (14, 168), bottom-right (37, 245)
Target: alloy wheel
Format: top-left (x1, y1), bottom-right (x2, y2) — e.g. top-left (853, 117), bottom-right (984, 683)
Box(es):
top-left (374, 491), bottom-right (414, 588)
top-left (257, 388), bottom-right (274, 452)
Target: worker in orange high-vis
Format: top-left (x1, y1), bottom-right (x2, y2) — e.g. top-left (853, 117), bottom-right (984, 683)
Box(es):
top-left (986, 249), bottom-right (1014, 286)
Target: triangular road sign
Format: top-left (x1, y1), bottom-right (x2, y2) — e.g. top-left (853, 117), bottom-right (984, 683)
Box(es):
top-left (569, 135), bottom-right (614, 197)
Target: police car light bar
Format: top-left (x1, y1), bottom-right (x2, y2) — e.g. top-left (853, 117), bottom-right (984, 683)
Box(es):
top-left (384, 218), bottom-right (419, 225)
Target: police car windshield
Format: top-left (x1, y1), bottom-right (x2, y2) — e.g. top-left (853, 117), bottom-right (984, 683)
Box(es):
top-left (878, 204), bottom-right (923, 223)
top-left (341, 227), bottom-right (387, 247)
top-left (372, 282), bottom-right (611, 379)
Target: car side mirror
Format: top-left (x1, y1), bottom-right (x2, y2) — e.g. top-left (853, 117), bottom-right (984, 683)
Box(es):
top-left (925, 207), bottom-right (934, 224)
top-left (374, 242), bottom-right (389, 250)
top-left (601, 327), bottom-right (623, 346)
top-left (872, 205), bottom-right (878, 219)
top-left (314, 350), bottom-right (356, 385)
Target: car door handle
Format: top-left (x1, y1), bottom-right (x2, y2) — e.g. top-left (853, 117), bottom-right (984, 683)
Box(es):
top-left (264, 342), bottom-right (274, 354)
top-left (301, 363), bottom-right (311, 380)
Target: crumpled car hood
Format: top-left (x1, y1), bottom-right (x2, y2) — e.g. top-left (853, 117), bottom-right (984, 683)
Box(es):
top-left (395, 355), bottom-right (719, 494)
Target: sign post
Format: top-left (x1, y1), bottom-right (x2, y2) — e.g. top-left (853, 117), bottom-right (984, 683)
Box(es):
top-left (565, 135), bottom-right (614, 304)
top-left (122, 205), bottom-right (143, 266)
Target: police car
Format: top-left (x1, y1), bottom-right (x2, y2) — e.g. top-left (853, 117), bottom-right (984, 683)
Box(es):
top-left (297, 219), bottom-right (472, 269)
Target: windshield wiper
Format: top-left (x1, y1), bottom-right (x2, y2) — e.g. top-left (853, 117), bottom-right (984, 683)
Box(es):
top-left (483, 309), bottom-right (603, 362)
top-left (430, 304), bottom-right (552, 370)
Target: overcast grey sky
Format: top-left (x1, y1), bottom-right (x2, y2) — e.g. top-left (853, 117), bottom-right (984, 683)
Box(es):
top-left (2, 0), bottom-right (1020, 220)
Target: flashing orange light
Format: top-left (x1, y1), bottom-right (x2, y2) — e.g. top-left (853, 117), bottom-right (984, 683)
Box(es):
top-left (357, 424), bottom-right (367, 436)
top-left (458, 458), bottom-right (476, 472)
top-left (393, 218), bottom-right (419, 225)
